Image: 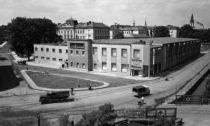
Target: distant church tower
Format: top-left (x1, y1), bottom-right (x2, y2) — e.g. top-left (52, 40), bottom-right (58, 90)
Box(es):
top-left (145, 20), bottom-right (147, 27)
top-left (133, 20), bottom-right (135, 26)
top-left (190, 14), bottom-right (194, 27)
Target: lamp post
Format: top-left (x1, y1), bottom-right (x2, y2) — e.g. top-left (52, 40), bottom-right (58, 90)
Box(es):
top-left (37, 113), bottom-right (40, 126)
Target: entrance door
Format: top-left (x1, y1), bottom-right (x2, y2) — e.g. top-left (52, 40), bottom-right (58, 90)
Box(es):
top-left (133, 70), bottom-right (139, 76)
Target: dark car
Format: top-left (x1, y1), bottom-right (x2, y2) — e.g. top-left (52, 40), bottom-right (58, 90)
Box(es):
top-left (17, 60), bottom-right (26, 65)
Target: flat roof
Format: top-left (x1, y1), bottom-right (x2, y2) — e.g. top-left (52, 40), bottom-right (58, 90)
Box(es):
top-left (34, 43), bottom-right (67, 46)
top-left (93, 37), bottom-right (199, 45)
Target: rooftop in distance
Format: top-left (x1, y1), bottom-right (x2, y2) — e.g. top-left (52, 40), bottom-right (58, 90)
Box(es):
top-left (93, 37), bottom-right (199, 45)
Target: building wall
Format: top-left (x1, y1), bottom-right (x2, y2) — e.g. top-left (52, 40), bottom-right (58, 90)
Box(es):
top-left (57, 28), bottom-right (75, 40)
top-left (67, 40), bottom-right (92, 71)
top-left (85, 29), bottom-right (94, 40)
top-left (161, 40), bottom-right (201, 71)
top-left (92, 44), bottom-right (131, 75)
top-left (169, 29), bottom-right (178, 38)
top-left (130, 44), bottom-right (144, 76)
top-left (34, 44), bottom-right (68, 64)
top-left (93, 28), bottom-right (110, 40)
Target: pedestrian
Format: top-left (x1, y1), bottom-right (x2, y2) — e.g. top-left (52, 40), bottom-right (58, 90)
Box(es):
top-left (89, 83), bottom-right (92, 90)
top-left (71, 87), bottom-right (74, 95)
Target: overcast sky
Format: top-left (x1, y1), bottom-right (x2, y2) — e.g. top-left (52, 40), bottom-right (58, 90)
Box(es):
top-left (1, 0), bottom-right (210, 28)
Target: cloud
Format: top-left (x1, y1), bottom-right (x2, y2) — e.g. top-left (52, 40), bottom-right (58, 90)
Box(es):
top-left (0, 0), bottom-right (210, 28)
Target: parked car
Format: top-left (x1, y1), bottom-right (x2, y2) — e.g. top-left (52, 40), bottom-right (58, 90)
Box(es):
top-left (17, 60), bottom-right (27, 65)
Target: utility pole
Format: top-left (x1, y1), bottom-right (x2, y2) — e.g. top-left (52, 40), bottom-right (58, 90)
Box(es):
top-left (37, 113), bottom-right (40, 126)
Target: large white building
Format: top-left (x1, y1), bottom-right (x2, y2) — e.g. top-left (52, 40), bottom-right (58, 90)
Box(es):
top-left (57, 18), bottom-right (110, 40)
top-left (34, 37), bottom-right (201, 77)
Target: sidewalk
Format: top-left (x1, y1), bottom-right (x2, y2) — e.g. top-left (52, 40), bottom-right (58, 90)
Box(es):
top-left (27, 61), bottom-right (158, 81)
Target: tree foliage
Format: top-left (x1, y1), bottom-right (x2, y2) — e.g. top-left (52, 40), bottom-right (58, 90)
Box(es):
top-left (153, 26), bottom-right (170, 37)
top-left (76, 103), bottom-right (117, 126)
top-left (0, 25), bottom-right (9, 44)
top-left (8, 17), bottom-right (62, 59)
top-left (178, 24), bottom-right (194, 38)
top-left (179, 24), bottom-right (210, 42)
top-left (114, 31), bottom-right (124, 39)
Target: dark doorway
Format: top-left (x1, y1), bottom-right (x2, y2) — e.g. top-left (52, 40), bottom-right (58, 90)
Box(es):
top-left (133, 70), bottom-right (139, 76)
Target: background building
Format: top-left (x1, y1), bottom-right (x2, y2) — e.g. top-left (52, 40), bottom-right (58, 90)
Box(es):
top-left (110, 23), bottom-right (149, 39)
top-left (57, 18), bottom-right (109, 40)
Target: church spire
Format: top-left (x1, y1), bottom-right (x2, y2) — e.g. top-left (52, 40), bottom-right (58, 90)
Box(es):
top-left (145, 19), bottom-right (147, 27)
top-left (190, 13), bottom-right (194, 27)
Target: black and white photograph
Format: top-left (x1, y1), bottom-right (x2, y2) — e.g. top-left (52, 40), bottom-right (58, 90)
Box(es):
top-left (0, 0), bottom-right (210, 125)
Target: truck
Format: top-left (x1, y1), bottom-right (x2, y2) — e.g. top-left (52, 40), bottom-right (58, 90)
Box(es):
top-left (39, 91), bottom-right (70, 104)
top-left (132, 85), bottom-right (150, 98)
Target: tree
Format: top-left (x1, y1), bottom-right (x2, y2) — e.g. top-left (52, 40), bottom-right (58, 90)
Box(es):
top-left (153, 26), bottom-right (170, 37)
top-left (8, 17), bottom-right (62, 60)
top-left (114, 31), bottom-right (124, 39)
top-left (192, 29), bottom-right (210, 42)
top-left (178, 24), bottom-right (194, 38)
top-left (0, 25), bottom-right (9, 44)
top-left (76, 103), bottom-right (117, 126)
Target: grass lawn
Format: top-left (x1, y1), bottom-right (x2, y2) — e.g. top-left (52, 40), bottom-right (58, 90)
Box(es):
top-left (19, 66), bottom-right (146, 87)
top-left (26, 71), bottom-right (104, 89)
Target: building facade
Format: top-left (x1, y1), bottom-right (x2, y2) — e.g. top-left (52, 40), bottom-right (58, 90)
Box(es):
top-left (34, 43), bottom-right (68, 66)
top-left (67, 38), bottom-right (200, 77)
top-left (57, 19), bottom-right (110, 40)
top-left (67, 40), bottom-right (93, 71)
top-left (110, 24), bottom-right (149, 39)
top-left (34, 38), bottom-right (201, 77)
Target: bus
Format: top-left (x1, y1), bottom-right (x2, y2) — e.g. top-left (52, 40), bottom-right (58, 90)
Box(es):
top-left (132, 85), bottom-right (150, 97)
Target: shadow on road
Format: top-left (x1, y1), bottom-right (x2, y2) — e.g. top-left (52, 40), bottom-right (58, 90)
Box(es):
top-left (0, 65), bottom-right (19, 91)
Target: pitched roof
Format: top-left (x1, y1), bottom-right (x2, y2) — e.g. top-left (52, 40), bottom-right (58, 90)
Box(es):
top-left (76, 22), bottom-right (109, 29)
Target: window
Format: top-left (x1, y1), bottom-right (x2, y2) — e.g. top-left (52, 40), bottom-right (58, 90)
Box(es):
top-left (82, 51), bottom-right (85, 56)
top-left (59, 59), bottom-right (63, 61)
top-left (111, 48), bottom-right (117, 57)
top-left (52, 58), bottom-right (56, 61)
top-left (35, 47), bottom-right (38, 51)
top-left (102, 48), bottom-right (107, 56)
top-left (46, 48), bottom-right (49, 52)
top-left (46, 57), bottom-right (50, 60)
top-left (76, 50), bottom-right (79, 55)
top-left (71, 62), bottom-right (73, 67)
top-left (66, 50), bottom-right (68, 54)
top-left (70, 50), bottom-right (73, 54)
top-left (133, 49), bottom-right (140, 58)
top-left (111, 63), bottom-right (117, 71)
top-left (59, 49), bottom-right (62, 53)
top-left (41, 57), bottom-right (44, 59)
top-left (52, 48), bottom-right (55, 53)
top-left (121, 49), bottom-right (127, 58)
top-left (94, 63), bottom-right (97, 69)
top-left (82, 63), bottom-right (85, 69)
top-left (77, 63), bottom-right (79, 68)
top-left (41, 48), bottom-right (44, 52)
top-left (93, 47), bottom-right (97, 55)
top-left (121, 64), bottom-right (129, 72)
top-left (102, 62), bottom-right (107, 70)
